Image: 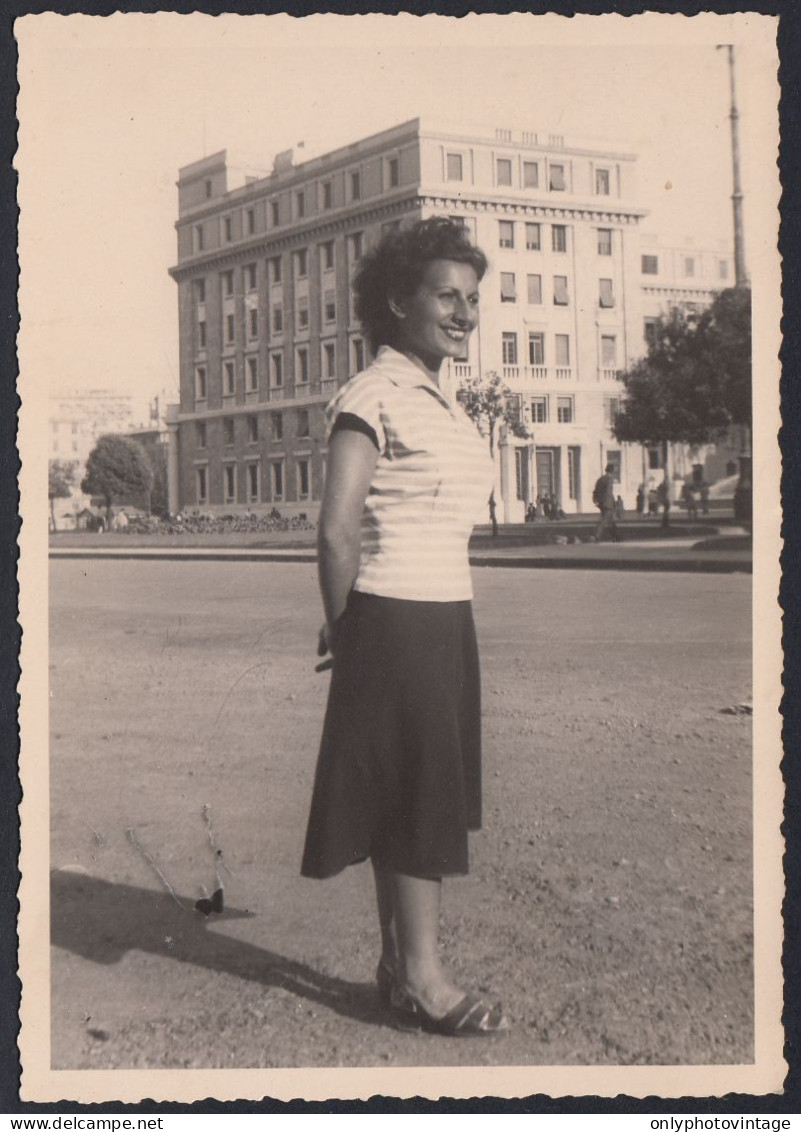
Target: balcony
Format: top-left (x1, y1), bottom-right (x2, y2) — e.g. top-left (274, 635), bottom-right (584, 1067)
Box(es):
top-left (599, 367), bottom-right (621, 382)
top-left (320, 378), bottom-right (338, 396)
top-left (453, 363), bottom-right (474, 379)
top-left (555, 367), bottom-right (573, 380)
top-left (526, 365), bottom-right (548, 381)
top-left (268, 386), bottom-right (288, 402)
top-left (503, 365), bottom-right (520, 381)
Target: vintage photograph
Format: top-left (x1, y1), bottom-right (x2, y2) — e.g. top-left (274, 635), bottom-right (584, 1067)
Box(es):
top-left (16, 11), bottom-right (783, 1103)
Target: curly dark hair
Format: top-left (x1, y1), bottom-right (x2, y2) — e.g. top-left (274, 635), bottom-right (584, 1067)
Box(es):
top-left (353, 216), bottom-right (489, 355)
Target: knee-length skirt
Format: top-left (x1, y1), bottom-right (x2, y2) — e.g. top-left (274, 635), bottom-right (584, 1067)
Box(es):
top-left (300, 591), bottom-right (482, 880)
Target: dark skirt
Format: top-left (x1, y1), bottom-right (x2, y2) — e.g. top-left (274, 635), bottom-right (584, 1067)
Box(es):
top-left (301, 591), bottom-right (482, 880)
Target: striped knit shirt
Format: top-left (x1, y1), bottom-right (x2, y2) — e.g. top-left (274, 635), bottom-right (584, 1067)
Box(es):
top-left (326, 346), bottom-right (494, 602)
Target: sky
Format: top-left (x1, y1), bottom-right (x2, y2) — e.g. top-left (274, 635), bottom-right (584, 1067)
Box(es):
top-left (16, 12), bottom-right (778, 425)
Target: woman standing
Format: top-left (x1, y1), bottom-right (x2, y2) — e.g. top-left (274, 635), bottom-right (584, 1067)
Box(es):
top-left (301, 217), bottom-right (508, 1037)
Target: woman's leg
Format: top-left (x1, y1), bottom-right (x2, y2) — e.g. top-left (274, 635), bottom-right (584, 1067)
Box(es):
top-left (388, 870), bottom-right (465, 1018)
top-left (371, 862), bottom-right (397, 970)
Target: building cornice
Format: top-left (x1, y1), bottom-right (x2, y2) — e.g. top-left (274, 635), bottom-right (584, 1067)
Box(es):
top-left (421, 191), bottom-right (647, 225)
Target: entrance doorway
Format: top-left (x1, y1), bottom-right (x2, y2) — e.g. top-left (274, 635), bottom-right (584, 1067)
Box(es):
top-left (536, 449), bottom-right (555, 498)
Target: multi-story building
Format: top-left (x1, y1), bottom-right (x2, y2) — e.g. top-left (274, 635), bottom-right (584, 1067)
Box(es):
top-left (167, 119), bottom-right (734, 521)
top-left (49, 388), bottom-right (137, 477)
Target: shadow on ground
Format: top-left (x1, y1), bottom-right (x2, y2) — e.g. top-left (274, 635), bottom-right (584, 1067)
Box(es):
top-left (50, 869), bottom-right (387, 1030)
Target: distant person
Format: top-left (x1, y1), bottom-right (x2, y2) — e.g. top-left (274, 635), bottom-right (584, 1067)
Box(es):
top-left (592, 463), bottom-right (620, 542)
top-left (648, 487), bottom-right (659, 518)
top-left (525, 502), bottom-right (537, 523)
top-left (115, 510), bottom-right (129, 531)
top-left (680, 482), bottom-right (698, 520)
top-left (656, 480), bottom-right (671, 526)
top-left (699, 481), bottom-right (710, 515)
top-left (636, 485), bottom-right (645, 515)
top-left (301, 217), bottom-right (509, 1037)
top-left (614, 495), bottom-right (625, 520)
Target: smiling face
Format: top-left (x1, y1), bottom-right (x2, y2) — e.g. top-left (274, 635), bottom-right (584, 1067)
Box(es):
top-left (390, 259), bottom-right (480, 375)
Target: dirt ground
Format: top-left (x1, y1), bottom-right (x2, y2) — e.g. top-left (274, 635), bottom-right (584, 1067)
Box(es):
top-left (48, 560), bottom-right (753, 1071)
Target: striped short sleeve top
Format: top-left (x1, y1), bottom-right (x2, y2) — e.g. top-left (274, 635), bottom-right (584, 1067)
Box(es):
top-left (326, 346), bottom-right (494, 602)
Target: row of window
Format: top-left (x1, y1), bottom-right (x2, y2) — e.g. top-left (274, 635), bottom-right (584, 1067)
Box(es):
top-left (501, 331), bottom-right (619, 368)
top-left (196, 457), bottom-right (311, 507)
top-left (196, 242), bottom-right (342, 307)
top-left (195, 407), bottom-right (310, 449)
top-left (446, 154), bottom-right (613, 197)
top-left (497, 222), bottom-right (614, 256)
top-left (641, 253), bottom-right (730, 280)
top-left (193, 339), bottom-right (365, 400)
top-left (499, 272), bottom-right (616, 308)
top-left (194, 161), bottom-right (398, 253)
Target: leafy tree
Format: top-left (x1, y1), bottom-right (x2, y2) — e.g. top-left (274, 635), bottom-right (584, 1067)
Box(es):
top-left (81, 434), bottom-right (154, 522)
top-left (48, 460), bottom-right (75, 532)
top-left (613, 289), bottom-right (751, 527)
top-left (458, 370), bottom-right (531, 536)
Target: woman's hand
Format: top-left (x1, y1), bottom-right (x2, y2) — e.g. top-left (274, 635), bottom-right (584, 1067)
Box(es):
top-left (315, 622), bottom-right (334, 673)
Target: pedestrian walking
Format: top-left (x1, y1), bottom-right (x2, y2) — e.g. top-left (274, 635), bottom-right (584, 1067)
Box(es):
top-left (302, 217), bottom-right (509, 1037)
top-left (592, 464), bottom-right (621, 542)
top-left (636, 484), bottom-right (645, 515)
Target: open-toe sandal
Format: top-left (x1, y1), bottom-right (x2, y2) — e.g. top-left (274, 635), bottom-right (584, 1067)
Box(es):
top-left (390, 986), bottom-right (510, 1037)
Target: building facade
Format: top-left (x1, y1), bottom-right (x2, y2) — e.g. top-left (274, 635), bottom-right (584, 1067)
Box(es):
top-left (168, 119), bottom-right (733, 521)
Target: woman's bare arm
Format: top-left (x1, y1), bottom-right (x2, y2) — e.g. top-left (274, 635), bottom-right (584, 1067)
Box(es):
top-left (317, 428), bottom-right (379, 653)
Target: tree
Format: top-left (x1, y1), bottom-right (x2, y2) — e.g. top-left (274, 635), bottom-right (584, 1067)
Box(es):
top-left (457, 370), bottom-right (531, 536)
top-left (48, 460), bottom-right (75, 533)
top-left (81, 434), bottom-right (154, 522)
top-left (613, 289), bottom-right (751, 527)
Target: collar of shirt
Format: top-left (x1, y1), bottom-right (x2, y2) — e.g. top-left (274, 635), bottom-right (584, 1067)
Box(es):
top-left (374, 345), bottom-right (454, 411)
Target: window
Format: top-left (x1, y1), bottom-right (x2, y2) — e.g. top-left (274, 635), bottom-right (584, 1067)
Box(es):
top-left (349, 232), bottom-right (364, 261)
top-left (528, 332), bottom-right (545, 365)
top-left (599, 278), bottom-right (615, 308)
top-left (648, 448), bottom-right (663, 471)
top-left (296, 191), bottom-right (305, 219)
top-left (246, 356), bottom-right (258, 392)
top-left (603, 395), bottom-right (621, 427)
top-left (226, 313), bottom-right (235, 344)
top-left (553, 276), bottom-right (569, 306)
top-left (595, 168), bottom-right (610, 195)
top-left (272, 305), bottom-right (283, 334)
top-left (555, 334), bottom-right (570, 366)
top-left (321, 241), bottom-right (335, 271)
top-left (641, 254), bottom-right (659, 275)
top-left (353, 338), bottom-right (365, 373)
top-left (223, 360), bottom-right (235, 396)
top-left (323, 342), bottom-right (336, 378)
top-left (295, 248), bottom-right (308, 277)
top-left (296, 348), bottom-right (309, 385)
top-left (195, 278), bottom-right (206, 304)
top-left (552, 225), bottom-right (567, 253)
top-left (324, 289), bottom-right (336, 322)
top-left (245, 263), bottom-right (257, 291)
top-left (496, 158), bottom-right (512, 186)
top-left (388, 157), bottom-right (399, 188)
top-left (502, 332), bottom-right (518, 365)
top-left (298, 459), bottom-right (310, 498)
top-left (601, 335), bottom-right (617, 367)
top-left (222, 270), bottom-right (234, 297)
top-left (350, 171), bottom-right (361, 200)
top-left (606, 450), bottom-right (622, 481)
top-left (270, 257), bottom-right (282, 285)
top-left (556, 396), bottom-right (574, 424)
top-left (224, 216), bottom-right (233, 243)
top-left (204, 179), bottom-right (212, 199)
top-left (447, 153), bottom-right (463, 181)
top-left (224, 464), bottom-right (236, 504)
top-left (248, 308), bottom-right (258, 338)
top-left (246, 208), bottom-right (255, 235)
top-left (499, 220), bottom-right (515, 249)
top-left (195, 366), bottom-right (207, 399)
top-left (322, 181), bottom-right (333, 210)
top-left (684, 256), bottom-right (696, 278)
top-left (297, 296), bottom-right (309, 330)
top-left (198, 320), bottom-right (207, 348)
top-left (523, 161), bottom-right (539, 189)
top-left (271, 353), bottom-right (284, 387)
top-left (549, 164), bottom-right (566, 191)
top-left (644, 317), bottom-right (658, 346)
top-left (194, 224), bottom-right (204, 252)
top-left (223, 417), bottom-right (235, 446)
top-left (525, 223), bottom-right (541, 251)
top-left (500, 272), bottom-right (517, 303)
top-left (530, 396), bottom-right (548, 423)
top-left (247, 414), bottom-right (259, 443)
top-left (196, 466), bottom-right (207, 505)
top-left (270, 200), bottom-right (280, 226)
top-left (719, 259), bottom-right (729, 280)
top-left (247, 462), bottom-right (259, 503)
top-left (297, 408), bottom-right (310, 436)
top-left (271, 412), bottom-right (283, 441)
top-left (272, 461), bottom-right (284, 499)
top-left (597, 229), bottom-right (612, 256)
top-left (196, 420), bottom-right (207, 447)
top-left (527, 274), bottom-right (542, 305)
top-left (567, 446), bottom-right (579, 500)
